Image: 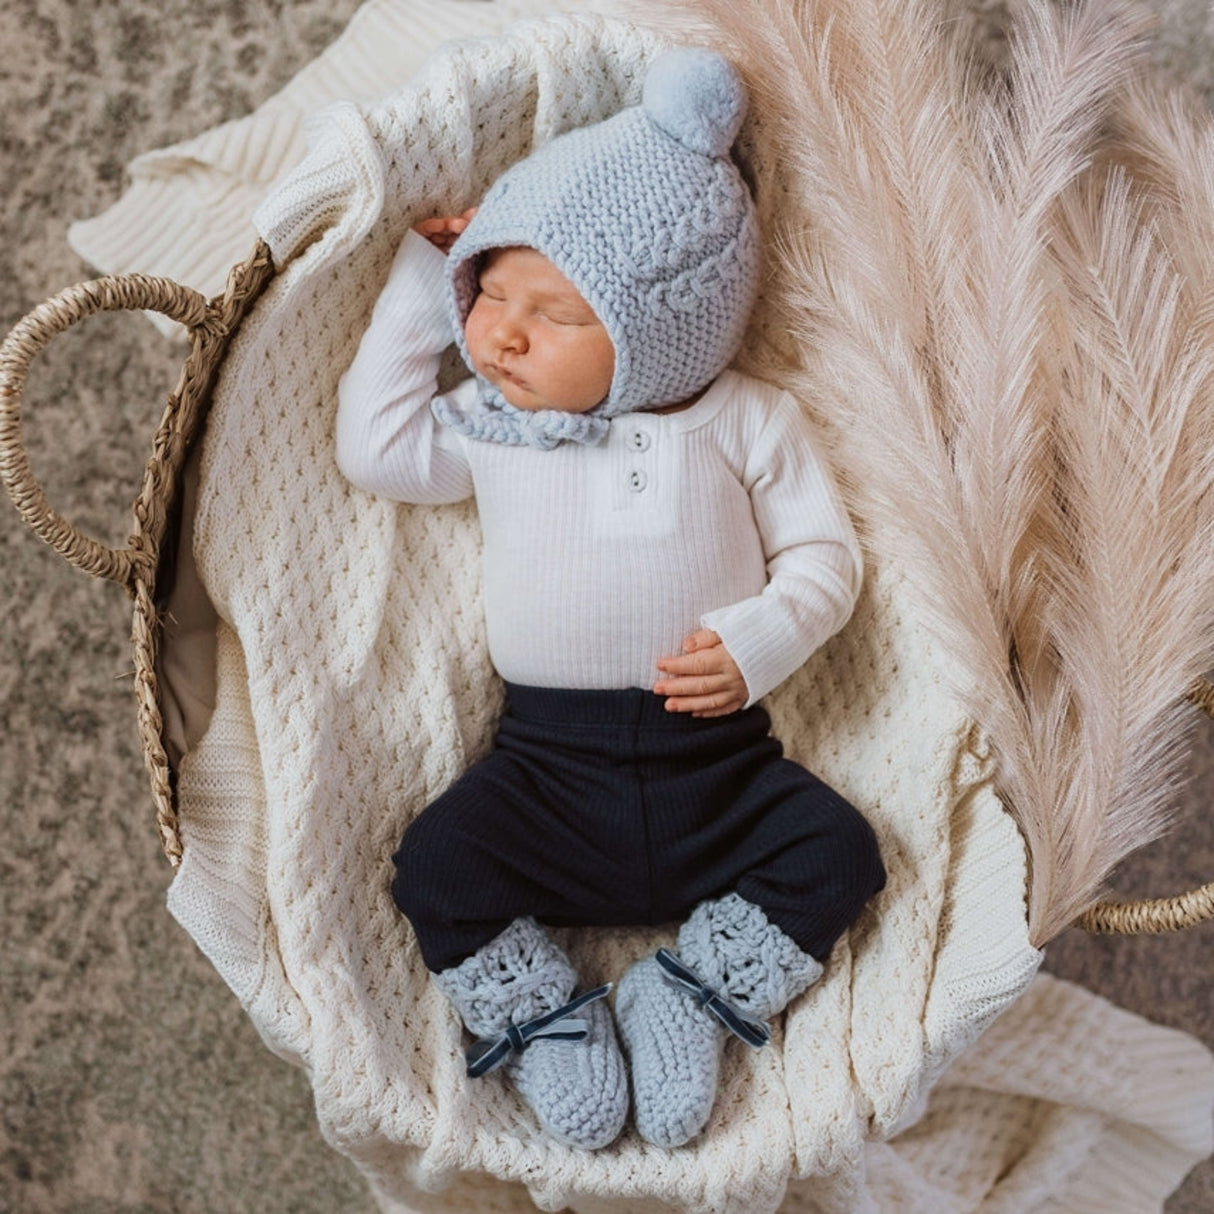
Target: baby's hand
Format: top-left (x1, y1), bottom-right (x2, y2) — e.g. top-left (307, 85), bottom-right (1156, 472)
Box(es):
top-left (655, 629), bottom-right (748, 717)
top-left (412, 207), bottom-right (479, 253)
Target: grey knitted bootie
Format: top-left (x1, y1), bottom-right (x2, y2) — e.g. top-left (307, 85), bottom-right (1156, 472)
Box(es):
top-left (432, 917), bottom-right (629, 1149)
top-left (616, 893), bottom-right (823, 1147)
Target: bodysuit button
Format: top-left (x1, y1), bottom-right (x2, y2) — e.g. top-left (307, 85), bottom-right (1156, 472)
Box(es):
top-left (629, 430), bottom-right (652, 452)
top-left (628, 468), bottom-right (648, 492)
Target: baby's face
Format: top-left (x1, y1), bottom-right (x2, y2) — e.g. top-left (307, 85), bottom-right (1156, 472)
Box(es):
top-left (464, 246), bottom-right (615, 414)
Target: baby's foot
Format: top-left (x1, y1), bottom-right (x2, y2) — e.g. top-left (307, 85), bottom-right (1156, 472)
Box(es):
top-left (435, 918), bottom-right (628, 1149)
top-left (616, 954), bottom-right (724, 1147)
top-left (617, 895), bottom-right (824, 1148)
top-left (506, 992), bottom-right (629, 1149)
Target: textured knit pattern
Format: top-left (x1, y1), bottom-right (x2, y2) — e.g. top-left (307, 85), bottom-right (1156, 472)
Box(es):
top-left (617, 955), bottom-right (723, 1148)
top-left (617, 895), bottom-right (824, 1147)
top-left (338, 231), bottom-right (860, 704)
top-left (507, 995), bottom-right (628, 1149)
top-left (675, 893), bottom-right (824, 1018)
top-left (67, 0), bottom-right (572, 336)
top-left (432, 916), bottom-right (629, 1149)
top-left (431, 916), bottom-right (578, 1037)
top-left (440, 45), bottom-right (760, 447)
top-left (135, 6), bottom-right (1214, 1212)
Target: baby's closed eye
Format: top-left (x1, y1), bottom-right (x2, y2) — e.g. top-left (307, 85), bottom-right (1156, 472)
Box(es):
top-left (542, 309), bottom-right (596, 326)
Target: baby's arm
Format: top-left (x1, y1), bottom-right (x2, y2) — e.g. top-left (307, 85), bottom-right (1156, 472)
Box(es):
top-left (661, 389), bottom-right (862, 713)
top-left (336, 231), bottom-right (473, 504)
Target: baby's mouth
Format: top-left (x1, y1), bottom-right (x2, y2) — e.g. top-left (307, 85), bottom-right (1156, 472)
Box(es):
top-left (489, 363), bottom-right (527, 391)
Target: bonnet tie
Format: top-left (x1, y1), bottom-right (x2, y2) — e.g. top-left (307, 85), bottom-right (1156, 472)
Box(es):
top-left (432, 381), bottom-right (610, 449)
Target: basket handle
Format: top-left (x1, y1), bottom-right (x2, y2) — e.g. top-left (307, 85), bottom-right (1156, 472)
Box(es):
top-left (1074, 676), bottom-right (1214, 934)
top-left (0, 275), bottom-right (209, 589)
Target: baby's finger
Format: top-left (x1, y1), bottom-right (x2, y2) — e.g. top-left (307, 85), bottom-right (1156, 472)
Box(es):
top-left (653, 669), bottom-right (730, 698)
top-left (663, 690), bottom-right (744, 716)
top-left (682, 627), bottom-right (722, 653)
top-left (656, 649), bottom-right (724, 678)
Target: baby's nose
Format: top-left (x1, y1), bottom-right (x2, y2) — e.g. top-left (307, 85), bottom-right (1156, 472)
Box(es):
top-left (491, 316), bottom-right (528, 352)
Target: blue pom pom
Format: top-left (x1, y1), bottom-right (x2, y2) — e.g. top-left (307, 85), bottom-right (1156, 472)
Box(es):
top-left (642, 47), bottom-right (747, 158)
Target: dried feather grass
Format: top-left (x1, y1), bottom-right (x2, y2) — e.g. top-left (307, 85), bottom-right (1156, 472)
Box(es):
top-left (635, 0), bottom-right (1214, 943)
top-left (1040, 167), bottom-right (1214, 934)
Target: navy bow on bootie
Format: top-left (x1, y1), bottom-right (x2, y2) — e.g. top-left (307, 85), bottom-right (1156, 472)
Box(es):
top-left (654, 947), bottom-right (771, 1048)
top-left (465, 983), bottom-right (614, 1078)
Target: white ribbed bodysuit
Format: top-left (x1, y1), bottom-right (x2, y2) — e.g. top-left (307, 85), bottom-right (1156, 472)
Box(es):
top-left (337, 232), bottom-right (862, 703)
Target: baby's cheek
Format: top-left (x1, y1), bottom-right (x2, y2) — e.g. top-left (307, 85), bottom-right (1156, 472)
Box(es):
top-left (463, 315), bottom-right (489, 363)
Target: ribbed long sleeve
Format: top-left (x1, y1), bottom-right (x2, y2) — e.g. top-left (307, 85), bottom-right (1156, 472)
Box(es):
top-left (336, 231), bottom-right (862, 701)
top-left (336, 233), bottom-right (474, 503)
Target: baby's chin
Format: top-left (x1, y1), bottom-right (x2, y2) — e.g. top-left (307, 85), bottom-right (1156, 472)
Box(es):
top-left (497, 384), bottom-right (550, 412)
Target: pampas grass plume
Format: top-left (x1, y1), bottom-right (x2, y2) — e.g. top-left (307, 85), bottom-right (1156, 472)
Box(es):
top-left (637, 0), bottom-right (1214, 943)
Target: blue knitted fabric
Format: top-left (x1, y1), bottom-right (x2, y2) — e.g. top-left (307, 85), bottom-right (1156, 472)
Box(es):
top-left (436, 46), bottom-right (761, 449)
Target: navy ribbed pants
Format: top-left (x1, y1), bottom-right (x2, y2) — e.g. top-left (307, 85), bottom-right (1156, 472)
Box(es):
top-left (392, 684), bottom-right (885, 973)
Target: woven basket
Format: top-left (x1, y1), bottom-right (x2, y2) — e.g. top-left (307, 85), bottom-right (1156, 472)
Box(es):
top-left (0, 244), bottom-right (273, 866)
top-left (1, 241), bottom-right (1212, 937)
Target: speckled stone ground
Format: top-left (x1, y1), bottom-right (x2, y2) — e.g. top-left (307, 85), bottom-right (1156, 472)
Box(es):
top-left (0, 2), bottom-right (1210, 1212)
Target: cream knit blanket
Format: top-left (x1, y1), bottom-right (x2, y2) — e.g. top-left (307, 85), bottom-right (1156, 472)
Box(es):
top-left (72, 3), bottom-right (1214, 1211)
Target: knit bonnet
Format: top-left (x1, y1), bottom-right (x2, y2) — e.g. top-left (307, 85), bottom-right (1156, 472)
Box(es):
top-left (435, 46), bottom-right (761, 449)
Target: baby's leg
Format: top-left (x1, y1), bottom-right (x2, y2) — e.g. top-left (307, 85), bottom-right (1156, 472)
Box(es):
top-left (616, 893), bottom-right (821, 1148)
top-left (391, 741), bottom-right (642, 972)
top-left (390, 740), bottom-right (631, 1148)
top-left (728, 761), bottom-right (887, 964)
top-left (616, 716), bottom-right (886, 1146)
